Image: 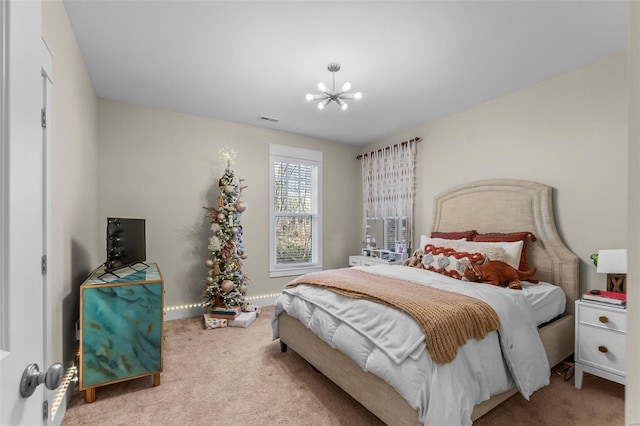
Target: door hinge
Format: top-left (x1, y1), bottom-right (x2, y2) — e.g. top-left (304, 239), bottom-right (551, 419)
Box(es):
top-left (43, 400), bottom-right (48, 420)
top-left (41, 108), bottom-right (47, 128)
top-left (41, 255), bottom-right (47, 275)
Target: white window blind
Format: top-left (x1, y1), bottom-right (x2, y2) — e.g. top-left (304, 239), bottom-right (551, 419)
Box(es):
top-left (269, 144), bottom-right (322, 277)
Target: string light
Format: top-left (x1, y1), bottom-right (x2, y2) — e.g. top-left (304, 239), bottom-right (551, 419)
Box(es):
top-left (163, 293), bottom-right (282, 313)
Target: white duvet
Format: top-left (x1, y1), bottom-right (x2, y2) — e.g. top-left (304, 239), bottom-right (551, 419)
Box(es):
top-left (272, 265), bottom-right (550, 426)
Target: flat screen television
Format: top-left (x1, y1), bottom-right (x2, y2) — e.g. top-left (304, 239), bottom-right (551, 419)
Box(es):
top-left (105, 217), bottom-right (146, 273)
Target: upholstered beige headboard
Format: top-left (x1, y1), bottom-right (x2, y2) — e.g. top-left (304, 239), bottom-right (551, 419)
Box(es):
top-left (431, 179), bottom-right (579, 315)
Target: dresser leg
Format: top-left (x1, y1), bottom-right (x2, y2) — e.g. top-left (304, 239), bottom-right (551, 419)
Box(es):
top-left (85, 387), bottom-right (96, 403)
top-left (152, 372), bottom-right (161, 387)
top-left (574, 363), bottom-right (583, 389)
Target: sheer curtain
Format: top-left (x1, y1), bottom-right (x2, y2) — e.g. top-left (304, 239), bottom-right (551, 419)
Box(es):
top-left (361, 137), bottom-right (418, 252)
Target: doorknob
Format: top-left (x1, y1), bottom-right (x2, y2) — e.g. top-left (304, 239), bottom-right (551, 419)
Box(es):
top-left (20, 362), bottom-right (64, 398)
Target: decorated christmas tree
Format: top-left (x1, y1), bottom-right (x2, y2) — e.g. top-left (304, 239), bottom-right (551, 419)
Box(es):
top-left (202, 150), bottom-right (249, 310)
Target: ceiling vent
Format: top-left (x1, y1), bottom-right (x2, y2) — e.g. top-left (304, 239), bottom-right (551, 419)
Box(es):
top-left (257, 115), bottom-right (280, 123)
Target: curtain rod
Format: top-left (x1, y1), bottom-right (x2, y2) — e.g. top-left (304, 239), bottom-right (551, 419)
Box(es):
top-left (356, 137), bottom-right (421, 160)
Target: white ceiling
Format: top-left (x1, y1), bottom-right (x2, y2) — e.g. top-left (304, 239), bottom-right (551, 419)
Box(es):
top-left (62, 1), bottom-right (628, 146)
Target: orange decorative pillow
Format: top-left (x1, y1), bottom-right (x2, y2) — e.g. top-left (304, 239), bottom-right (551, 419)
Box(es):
top-left (420, 244), bottom-right (485, 280)
top-left (473, 232), bottom-right (537, 272)
top-left (431, 230), bottom-right (478, 240)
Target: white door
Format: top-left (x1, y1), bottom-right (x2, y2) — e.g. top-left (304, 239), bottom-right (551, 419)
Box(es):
top-left (41, 34), bottom-right (60, 426)
top-left (0, 2), bottom-right (47, 425)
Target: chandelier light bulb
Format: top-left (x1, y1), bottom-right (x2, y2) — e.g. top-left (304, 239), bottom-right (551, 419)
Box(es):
top-left (318, 99), bottom-right (331, 110)
top-left (305, 93), bottom-right (314, 101)
top-left (341, 82), bottom-right (352, 92)
top-left (317, 82), bottom-right (327, 92)
top-left (341, 103), bottom-right (348, 110)
top-left (354, 92), bottom-right (363, 100)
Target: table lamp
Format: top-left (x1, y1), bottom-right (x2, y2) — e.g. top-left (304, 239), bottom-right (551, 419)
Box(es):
top-left (596, 249), bottom-right (627, 293)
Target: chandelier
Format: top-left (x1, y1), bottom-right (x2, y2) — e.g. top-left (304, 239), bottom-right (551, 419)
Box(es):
top-left (305, 63), bottom-right (362, 110)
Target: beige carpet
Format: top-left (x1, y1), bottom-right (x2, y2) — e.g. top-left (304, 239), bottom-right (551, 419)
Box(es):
top-left (63, 306), bottom-right (624, 426)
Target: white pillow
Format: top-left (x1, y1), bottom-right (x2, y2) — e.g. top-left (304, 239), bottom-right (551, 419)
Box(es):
top-left (441, 240), bottom-right (524, 269)
top-left (419, 235), bottom-right (467, 251)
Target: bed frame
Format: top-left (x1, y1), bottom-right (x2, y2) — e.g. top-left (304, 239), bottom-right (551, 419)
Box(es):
top-left (277, 179), bottom-right (579, 425)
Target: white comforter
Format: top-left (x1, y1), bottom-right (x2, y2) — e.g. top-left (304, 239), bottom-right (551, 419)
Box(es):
top-left (272, 265), bottom-right (550, 426)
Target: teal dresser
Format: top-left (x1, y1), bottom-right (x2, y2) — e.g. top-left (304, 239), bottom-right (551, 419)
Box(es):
top-left (79, 263), bottom-right (164, 402)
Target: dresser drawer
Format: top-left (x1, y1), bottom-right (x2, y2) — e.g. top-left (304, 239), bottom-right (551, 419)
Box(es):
top-left (578, 303), bottom-right (626, 332)
top-left (577, 325), bottom-right (626, 375)
top-left (349, 255), bottom-right (401, 267)
top-left (348, 257), bottom-right (361, 267)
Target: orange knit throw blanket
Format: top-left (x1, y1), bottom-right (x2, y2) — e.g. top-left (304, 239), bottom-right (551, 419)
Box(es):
top-left (287, 268), bottom-right (500, 364)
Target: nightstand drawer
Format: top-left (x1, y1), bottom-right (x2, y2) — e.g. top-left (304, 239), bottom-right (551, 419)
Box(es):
top-left (577, 325), bottom-right (626, 375)
top-left (577, 303), bottom-right (626, 332)
top-left (349, 255), bottom-right (402, 267)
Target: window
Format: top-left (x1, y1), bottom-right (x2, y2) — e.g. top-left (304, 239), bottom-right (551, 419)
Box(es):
top-left (384, 216), bottom-right (407, 252)
top-left (365, 217), bottom-right (408, 252)
top-left (269, 144), bottom-right (322, 277)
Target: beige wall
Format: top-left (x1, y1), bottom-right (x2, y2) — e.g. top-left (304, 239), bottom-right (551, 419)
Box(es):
top-left (368, 53), bottom-right (628, 294)
top-left (42, 1), bottom-right (100, 367)
top-left (97, 99), bottom-right (362, 311)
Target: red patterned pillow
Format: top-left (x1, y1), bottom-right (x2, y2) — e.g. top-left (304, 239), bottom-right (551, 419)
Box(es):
top-left (420, 244), bottom-right (485, 280)
top-left (431, 230), bottom-right (478, 240)
top-left (473, 232), bottom-right (537, 271)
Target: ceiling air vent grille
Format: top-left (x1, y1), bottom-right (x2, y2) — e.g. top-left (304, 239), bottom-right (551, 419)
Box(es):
top-left (257, 115), bottom-right (280, 123)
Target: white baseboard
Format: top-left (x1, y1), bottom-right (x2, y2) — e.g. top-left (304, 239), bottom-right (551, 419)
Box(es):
top-left (163, 294), bottom-right (280, 321)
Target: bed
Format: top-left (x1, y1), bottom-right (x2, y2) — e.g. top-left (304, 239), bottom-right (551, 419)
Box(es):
top-left (273, 179), bottom-right (578, 425)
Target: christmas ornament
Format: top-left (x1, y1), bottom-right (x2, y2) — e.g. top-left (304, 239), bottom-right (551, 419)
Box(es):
top-left (235, 200), bottom-right (247, 213)
top-left (205, 259), bottom-right (214, 268)
top-left (209, 236), bottom-right (221, 251)
top-left (205, 277), bottom-right (214, 285)
top-left (216, 212), bottom-right (225, 221)
top-left (240, 253), bottom-right (248, 260)
top-left (230, 227), bottom-right (238, 235)
top-left (224, 185), bottom-right (233, 194)
top-left (221, 280), bottom-right (234, 293)
top-left (202, 206), bottom-right (219, 222)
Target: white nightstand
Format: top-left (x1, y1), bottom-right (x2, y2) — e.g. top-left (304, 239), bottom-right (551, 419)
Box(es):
top-left (574, 299), bottom-right (626, 388)
top-left (348, 255), bottom-right (402, 267)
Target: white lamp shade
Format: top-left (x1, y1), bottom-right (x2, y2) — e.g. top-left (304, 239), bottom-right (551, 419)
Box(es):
top-left (596, 249), bottom-right (627, 274)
